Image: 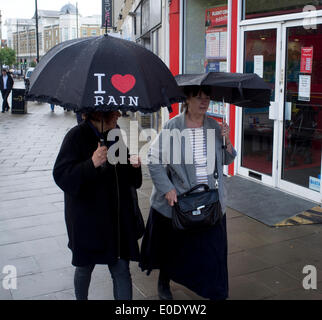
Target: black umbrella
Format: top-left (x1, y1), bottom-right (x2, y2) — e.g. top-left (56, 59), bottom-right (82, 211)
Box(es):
top-left (26, 35), bottom-right (185, 113)
top-left (175, 72), bottom-right (271, 108)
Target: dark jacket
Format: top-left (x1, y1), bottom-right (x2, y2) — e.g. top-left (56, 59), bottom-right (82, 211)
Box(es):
top-left (0, 73), bottom-right (14, 91)
top-left (53, 121), bottom-right (142, 267)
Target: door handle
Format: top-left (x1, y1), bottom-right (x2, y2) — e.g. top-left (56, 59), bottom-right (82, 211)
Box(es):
top-left (280, 68), bottom-right (284, 85)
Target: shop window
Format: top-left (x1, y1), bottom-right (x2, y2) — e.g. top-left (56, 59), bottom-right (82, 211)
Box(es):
top-left (184, 0), bottom-right (228, 74)
top-left (282, 25), bottom-right (322, 190)
top-left (152, 28), bottom-right (159, 55)
top-left (184, 0), bottom-right (228, 118)
top-left (135, 4), bottom-right (142, 38)
top-left (243, 0), bottom-right (322, 20)
top-left (150, 0), bottom-right (162, 28)
top-left (142, 0), bottom-right (150, 35)
top-left (135, 1), bottom-right (161, 39)
top-left (64, 28), bottom-right (69, 41)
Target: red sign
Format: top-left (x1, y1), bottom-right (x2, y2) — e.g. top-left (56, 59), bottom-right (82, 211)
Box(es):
top-left (205, 6), bottom-right (228, 29)
top-left (300, 47), bottom-right (313, 73)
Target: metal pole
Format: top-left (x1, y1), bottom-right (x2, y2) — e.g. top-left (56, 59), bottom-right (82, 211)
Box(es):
top-left (76, 2), bottom-right (79, 38)
top-left (35, 0), bottom-right (39, 63)
top-left (28, 26), bottom-right (31, 65)
top-left (222, 99), bottom-right (226, 165)
top-left (16, 20), bottom-right (19, 67)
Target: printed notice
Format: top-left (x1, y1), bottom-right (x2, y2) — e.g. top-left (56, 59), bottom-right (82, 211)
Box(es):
top-left (254, 55), bottom-right (264, 78)
top-left (206, 32), bottom-right (220, 58)
top-left (219, 61), bottom-right (227, 72)
top-left (298, 74), bottom-right (311, 101)
top-left (219, 31), bottom-right (227, 58)
top-left (300, 47), bottom-right (313, 73)
top-left (309, 176), bottom-right (320, 192)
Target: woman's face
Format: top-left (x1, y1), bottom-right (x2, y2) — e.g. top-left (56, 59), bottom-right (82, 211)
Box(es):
top-left (186, 91), bottom-right (210, 116)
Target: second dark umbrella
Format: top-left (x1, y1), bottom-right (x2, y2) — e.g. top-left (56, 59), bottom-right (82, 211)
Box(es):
top-left (175, 72), bottom-right (271, 108)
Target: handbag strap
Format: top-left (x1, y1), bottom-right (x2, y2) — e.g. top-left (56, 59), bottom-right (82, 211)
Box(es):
top-left (181, 184), bottom-right (210, 197)
top-left (214, 156), bottom-right (219, 188)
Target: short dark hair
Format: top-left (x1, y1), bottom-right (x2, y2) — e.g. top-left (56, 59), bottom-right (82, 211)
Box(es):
top-left (183, 85), bottom-right (211, 98)
top-left (181, 86), bottom-right (211, 112)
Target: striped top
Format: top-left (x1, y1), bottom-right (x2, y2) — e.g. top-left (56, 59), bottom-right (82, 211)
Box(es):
top-left (188, 128), bottom-right (208, 185)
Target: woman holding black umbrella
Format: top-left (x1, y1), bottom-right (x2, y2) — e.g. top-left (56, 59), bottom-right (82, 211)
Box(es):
top-left (140, 86), bottom-right (237, 300)
top-left (53, 111), bottom-right (142, 300)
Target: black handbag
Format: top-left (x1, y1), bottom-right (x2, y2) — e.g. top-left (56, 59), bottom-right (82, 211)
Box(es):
top-left (171, 161), bottom-right (222, 232)
top-left (130, 186), bottom-right (145, 239)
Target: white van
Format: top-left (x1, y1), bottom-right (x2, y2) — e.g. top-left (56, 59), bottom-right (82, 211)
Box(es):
top-left (24, 67), bottom-right (35, 89)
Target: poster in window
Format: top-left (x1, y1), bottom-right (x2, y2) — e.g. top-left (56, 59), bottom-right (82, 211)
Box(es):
top-left (254, 55), bottom-right (264, 78)
top-left (300, 47), bottom-right (313, 74)
top-left (205, 6), bottom-right (228, 60)
top-left (206, 32), bottom-right (220, 59)
top-left (205, 6), bottom-right (228, 28)
top-left (298, 74), bottom-right (311, 101)
top-left (219, 31), bottom-right (227, 58)
top-left (206, 61), bottom-right (220, 73)
top-left (205, 27), bottom-right (227, 59)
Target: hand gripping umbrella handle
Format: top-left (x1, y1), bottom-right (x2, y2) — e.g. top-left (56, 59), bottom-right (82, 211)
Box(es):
top-left (100, 138), bottom-right (107, 167)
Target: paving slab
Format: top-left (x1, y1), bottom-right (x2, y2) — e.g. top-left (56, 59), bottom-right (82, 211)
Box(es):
top-left (227, 275), bottom-right (275, 300)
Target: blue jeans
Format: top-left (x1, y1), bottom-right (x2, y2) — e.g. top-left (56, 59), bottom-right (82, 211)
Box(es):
top-left (74, 259), bottom-right (132, 300)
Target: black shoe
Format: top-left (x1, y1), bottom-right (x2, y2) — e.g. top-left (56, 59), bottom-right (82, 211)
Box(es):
top-left (158, 278), bottom-right (173, 300)
top-left (1, 111), bottom-right (4, 113)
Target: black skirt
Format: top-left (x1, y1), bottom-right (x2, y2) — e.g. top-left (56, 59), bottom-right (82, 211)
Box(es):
top-left (139, 207), bottom-right (228, 300)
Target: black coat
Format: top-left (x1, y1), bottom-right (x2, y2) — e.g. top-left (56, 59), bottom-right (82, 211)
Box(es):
top-left (53, 121), bottom-right (142, 267)
top-left (0, 73), bottom-right (14, 91)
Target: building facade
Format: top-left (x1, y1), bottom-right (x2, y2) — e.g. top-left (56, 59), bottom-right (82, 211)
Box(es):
top-left (117, 0), bottom-right (322, 203)
top-left (170, 0), bottom-right (322, 204)
top-left (117, 0), bottom-right (168, 131)
top-left (0, 10), bottom-right (2, 42)
top-left (5, 3), bottom-right (109, 68)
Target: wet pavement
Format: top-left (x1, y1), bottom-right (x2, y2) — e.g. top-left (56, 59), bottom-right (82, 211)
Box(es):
top-left (0, 81), bottom-right (322, 300)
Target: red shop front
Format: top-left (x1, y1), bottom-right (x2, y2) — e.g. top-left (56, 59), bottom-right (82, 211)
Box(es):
top-left (168, 0), bottom-right (322, 203)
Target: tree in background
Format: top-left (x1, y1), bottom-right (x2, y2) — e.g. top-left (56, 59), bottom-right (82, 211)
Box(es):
top-left (0, 47), bottom-right (16, 69)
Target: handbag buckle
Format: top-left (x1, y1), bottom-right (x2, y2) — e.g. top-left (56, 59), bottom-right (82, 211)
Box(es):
top-left (192, 205), bottom-right (205, 216)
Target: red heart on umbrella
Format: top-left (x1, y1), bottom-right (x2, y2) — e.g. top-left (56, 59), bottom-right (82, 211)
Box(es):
top-left (111, 74), bottom-right (136, 94)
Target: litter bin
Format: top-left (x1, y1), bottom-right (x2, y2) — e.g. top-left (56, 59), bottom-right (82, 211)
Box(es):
top-left (11, 88), bottom-right (27, 114)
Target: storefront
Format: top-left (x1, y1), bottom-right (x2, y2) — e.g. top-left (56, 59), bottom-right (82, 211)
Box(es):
top-left (133, 0), bottom-right (163, 131)
top-left (169, 0), bottom-right (322, 203)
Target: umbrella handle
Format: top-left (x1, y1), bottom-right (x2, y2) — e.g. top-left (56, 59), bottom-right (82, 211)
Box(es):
top-left (100, 138), bottom-right (107, 167)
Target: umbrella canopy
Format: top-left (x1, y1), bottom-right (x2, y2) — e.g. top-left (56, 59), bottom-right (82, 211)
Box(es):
top-left (175, 72), bottom-right (271, 108)
top-left (26, 35), bottom-right (185, 113)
